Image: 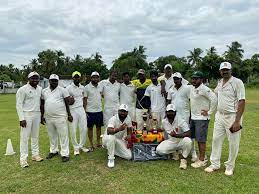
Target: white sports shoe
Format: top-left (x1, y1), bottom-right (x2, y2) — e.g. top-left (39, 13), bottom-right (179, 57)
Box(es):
top-left (204, 165), bottom-right (219, 173)
top-left (107, 159), bottom-right (115, 168)
top-left (20, 160), bottom-right (29, 168)
top-left (179, 159), bottom-right (187, 170)
top-left (32, 155), bottom-right (44, 162)
top-left (80, 147), bottom-right (90, 153)
top-left (225, 167), bottom-right (234, 176)
top-left (191, 151), bottom-right (198, 162)
top-left (74, 149), bottom-right (80, 156)
top-left (191, 160), bottom-right (207, 168)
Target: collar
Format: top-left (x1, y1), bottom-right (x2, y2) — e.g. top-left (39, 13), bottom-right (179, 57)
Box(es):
top-left (72, 82), bottom-right (82, 88)
top-left (27, 83), bottom-right (38, 90)
top-left (89, 82), bottom-right (98, 88)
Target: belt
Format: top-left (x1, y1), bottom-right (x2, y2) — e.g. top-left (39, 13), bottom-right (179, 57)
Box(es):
top-left (218, 111), bottom-right (236, 115)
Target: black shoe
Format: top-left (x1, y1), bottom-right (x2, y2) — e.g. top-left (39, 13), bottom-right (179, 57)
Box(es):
top-left (46, 152), bottom-right (59, 159)
top-left (61, 156), bottom-right (69, 162)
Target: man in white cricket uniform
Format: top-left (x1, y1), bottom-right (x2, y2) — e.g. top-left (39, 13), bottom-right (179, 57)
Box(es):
top-left (145, 70), bottom-right (166, 127)
top-left (167, 72), bottom-right (190, 123)
top-left (156, 104), bottom-right (192, 169)
top-left (189, 71), bottom-right (217, 168)
top-left (205, 62), bottom-right (245, 176)
top-left (67, 71), bottom-right (88, 155)
top-left (158, 64), bottom-right (188, 93)
top-left (41, 74), bottom-right (72, 162)
top-left (16, 71), bottom-right (43, 168)
top-left (100, 70), bottom-right (120, 127)
top-left (84, 71), bottom-right (104, 150)
top-left (102, 104), bottom-right (132, 168)
top-left (120, 72), bottom-right (136, 122)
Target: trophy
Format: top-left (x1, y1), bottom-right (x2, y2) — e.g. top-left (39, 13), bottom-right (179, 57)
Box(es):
top-left (142, 111), bottom-right (148, 135)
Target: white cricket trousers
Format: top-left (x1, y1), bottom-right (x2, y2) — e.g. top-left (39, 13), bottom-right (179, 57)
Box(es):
top-left (102, 135), bottom-right (132, 160)
top-left (46, 117), bottom-right (69, 157)
top-left (20, 112), bottom-right (41, 161)
top-left (69, 107), bottom-right (87, 150)
top-left (128, 106), bottom-right (136, 122)
top-left (156, 137), bottom-right (192, 158)
top-left (103, 107), bottom-right (118, 127)
top-left (209, 112), bottom-right (241, 170)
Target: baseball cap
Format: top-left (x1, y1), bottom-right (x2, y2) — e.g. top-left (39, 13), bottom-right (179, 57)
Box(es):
top-left (49, 74), bottom-right (59, 80)
top-left (191, 71), bottom-right (204, 78)
top-left (219, 62), bottom-right (232, 70)
top-left (119, 104), bottom-right (128, 111)
top-left (137, 69), bottom-right (145, 75)
top-left (164, 64), bottom-right (172, 69)
top-left (72, 71), bottom-right (81, 77)
top-left (172, 72), bottom-right (182, 79)
top-left (91, 71), bottom-right (100, 77)
top-left (28, 71), bottom-right (39, 78)
top-left (166, 104), bottom-right (176, 112)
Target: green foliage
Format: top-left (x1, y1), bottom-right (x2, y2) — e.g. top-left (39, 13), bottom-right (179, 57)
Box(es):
top-left (0, 74), bottom-right (12, 82)
top-left (112, 45), bottom-right (150, 78)
top-left (0, 41), bottom-right (259, 86)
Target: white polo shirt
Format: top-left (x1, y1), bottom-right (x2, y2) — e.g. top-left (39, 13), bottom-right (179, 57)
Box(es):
top-left (100, 79), bottom-right (120, 109)
top-left (167, 84), bottom-right (191, 121)
top-left (215, 76), bottom-right (245, 113)
top-left (190, 84), bottom-right (217, 120)
top-left (66, 82), bottom-right (84, 110)
top-left (144, 83), bottom-right (166, 112)
top-left (162, 114), bottom-right (190, 143)
top-left (16, 83), bottom-right (42, 121)
top-left (158, 74), bottom-right (189, 92)
top-left (120, 82), bottom-right (136, 108)
top-left (41, 86), bottom-right (69, 119)
top-left (105, 114), bottom-right (132, 139)
top-left (84, 82), bottom-right (102, 113)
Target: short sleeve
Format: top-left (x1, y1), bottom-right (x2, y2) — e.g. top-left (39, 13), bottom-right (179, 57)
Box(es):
top-left (62, 87), bottom-right (70, 98)
top-left (144, 86), bottom-right (151, 97)
top-left (107, 116), bottom-right (116, 128)
top-left (167, 89), bottom-right (172, 100)
top-left (126, 117), bottom-right (132, 127)
top-left (236, 79), bottom-right (245, 100)
top-left (178, 117), bottom-right (190, 133)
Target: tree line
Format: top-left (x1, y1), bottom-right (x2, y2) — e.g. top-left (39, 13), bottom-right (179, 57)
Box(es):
top-left (1, 41), bottom-right (259, 86)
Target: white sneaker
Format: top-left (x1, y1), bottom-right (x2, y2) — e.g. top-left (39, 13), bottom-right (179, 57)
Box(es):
top-left (107, 159), bottom-right (115, 168)
top-left (80, 147), bottom-right (90, 153)
top-left (74, 149), bottom-right (80, 156)
top-left (20, 160), bottom-right (29, 168)
top-left (32, 155), bottom-right (44, 162)
top-left (204, 165), bottom-right (219, 173)
top-left (191, 160), bottom-right (207, 168)
top-left (179, 159), bottom-right (187, 170)
top-left (191, 151), bottom-right (198, 162)
top-left (225, 167), bottom-right (234, 176)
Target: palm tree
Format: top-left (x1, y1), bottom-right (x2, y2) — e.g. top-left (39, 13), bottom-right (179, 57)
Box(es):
top-left (206, 46), bottom-right (217, 55)
top-left (187, 48), bottom-right (203, 67)
top-left (224, 41), bottom-right (244, 59)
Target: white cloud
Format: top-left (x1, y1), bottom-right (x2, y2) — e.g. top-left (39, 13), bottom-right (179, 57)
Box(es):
top-left (0, 0), bottom-right (259, 68)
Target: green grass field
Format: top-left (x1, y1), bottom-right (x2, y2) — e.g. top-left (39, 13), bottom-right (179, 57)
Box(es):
top-left (0, 89), bottom-right (259, 193)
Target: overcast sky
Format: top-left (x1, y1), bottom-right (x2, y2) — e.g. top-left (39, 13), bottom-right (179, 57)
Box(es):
top-left (1, 0), bottom-right (259, 68)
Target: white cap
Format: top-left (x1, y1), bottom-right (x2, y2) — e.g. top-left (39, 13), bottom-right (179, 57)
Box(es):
top-left (166, 104), bottom-right (176, 112)
top-left (137, 69), bottom-right (145, 75)
top-left (172, 72), bottom-right (182, 79)
top-left (119, 104), bottom-right (128, 111)
top-left (164, 64), bottom-right (172, 69)
top-left (219, 62), bottom-right (232, 70)
top-left (49, 74), bottom-right (59, 80)
top-left (91, 71), bottom-right (100, 77)
top-left (28, 71), bottom-right (39, 78)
